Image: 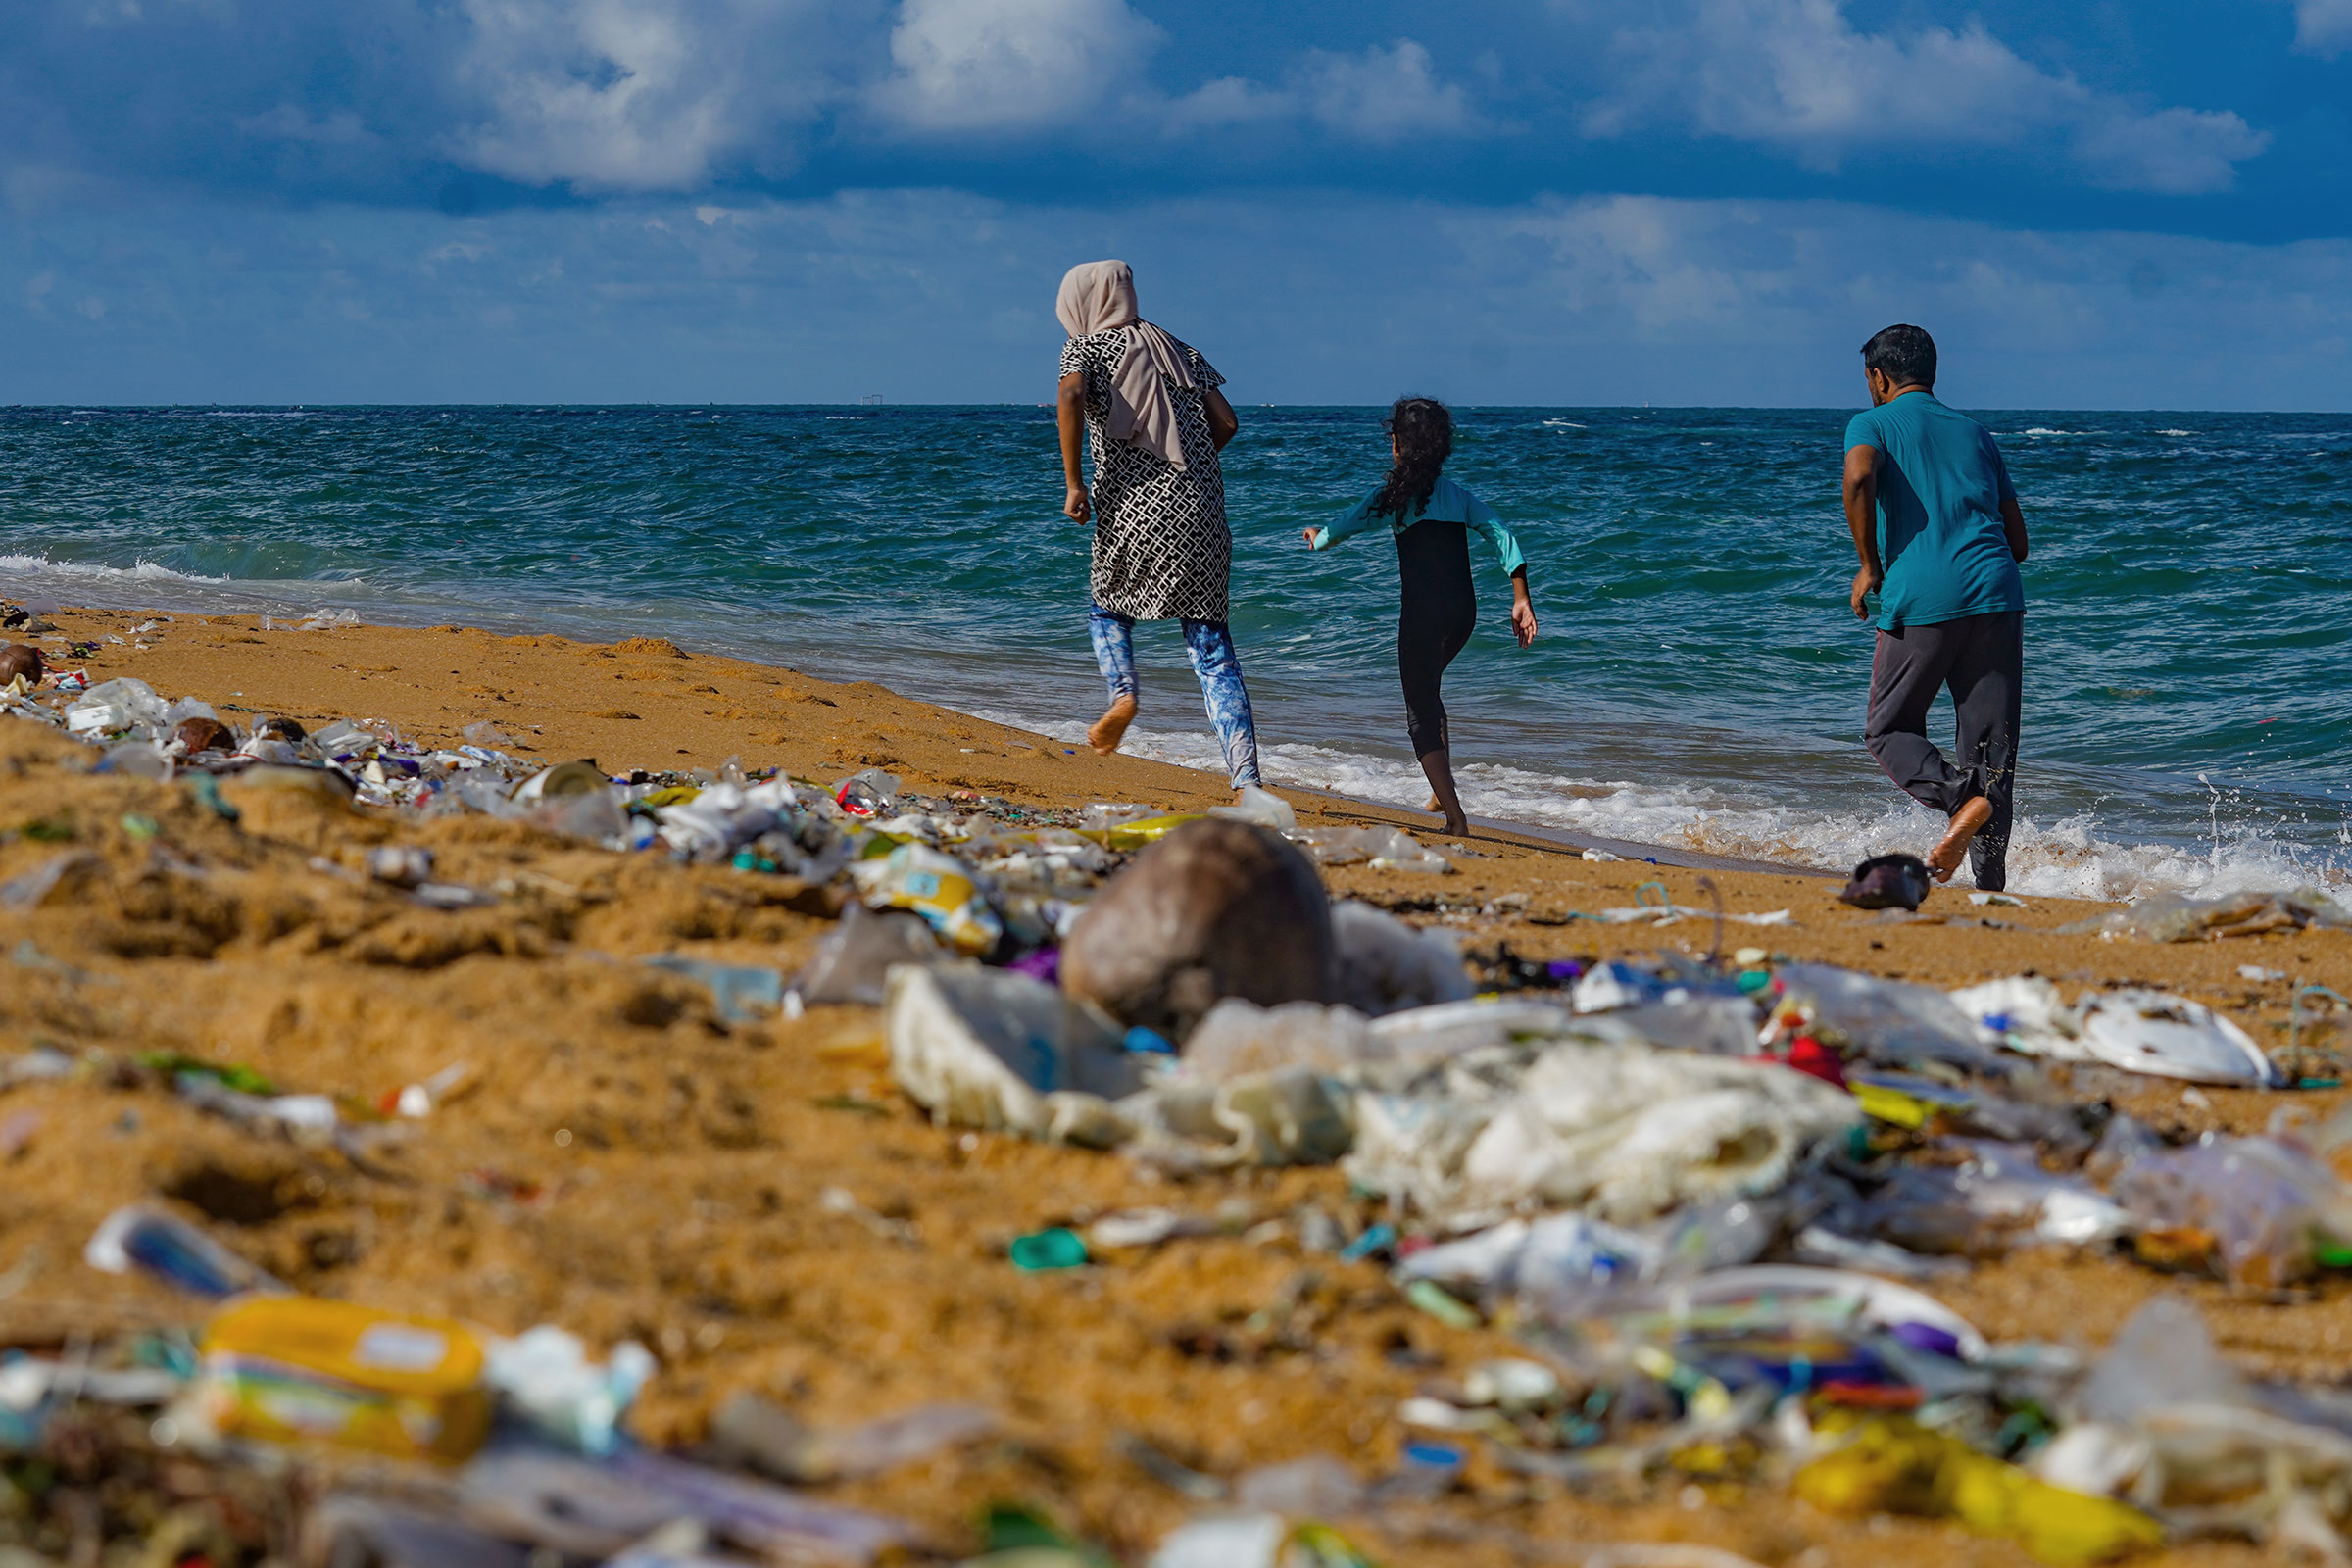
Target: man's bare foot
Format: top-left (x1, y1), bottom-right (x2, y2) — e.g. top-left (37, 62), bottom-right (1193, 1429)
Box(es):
top-left (1425, 795), bottom-right (1443, 813)
top-left (1927, 796), bottom-right (1994, 883)
top-left (1441, 815), bottom-right (1470, 838)
top-left (1087, 693), bottom-right (1137, 756)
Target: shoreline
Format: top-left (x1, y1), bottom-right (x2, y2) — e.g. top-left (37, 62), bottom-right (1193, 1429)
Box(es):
top-left (4, 597), bottom-right (2352, 1564)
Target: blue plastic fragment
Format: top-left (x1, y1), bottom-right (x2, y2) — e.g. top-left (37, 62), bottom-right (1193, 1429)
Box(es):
top-left (1122, 1026), bottom-right (1177, 1055)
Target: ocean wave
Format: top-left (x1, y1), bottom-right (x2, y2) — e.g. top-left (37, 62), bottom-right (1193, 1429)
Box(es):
top-left (0, 553), bottom-right (229, 585)
top-left (978, 709), bottom-right (2349, 904)
top-left (2017, 427), bottom-right (2098, 437)
top-left (2154, 428), bottom-right (2195, 437)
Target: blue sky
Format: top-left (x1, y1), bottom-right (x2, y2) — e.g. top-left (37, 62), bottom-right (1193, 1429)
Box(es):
top-left (6, 0), bottom-right (2350, 406)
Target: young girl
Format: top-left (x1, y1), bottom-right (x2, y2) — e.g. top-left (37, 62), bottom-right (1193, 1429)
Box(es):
top-left (1302, 397), bottom-right (1536, 836)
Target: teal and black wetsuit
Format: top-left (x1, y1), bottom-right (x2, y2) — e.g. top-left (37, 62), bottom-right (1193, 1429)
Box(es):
top-left (1310, 476), bottom-right (1526, 757)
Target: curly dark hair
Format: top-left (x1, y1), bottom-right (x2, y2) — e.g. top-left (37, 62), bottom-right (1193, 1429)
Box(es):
top-left (1373, 396), bottom-right (1452, 522)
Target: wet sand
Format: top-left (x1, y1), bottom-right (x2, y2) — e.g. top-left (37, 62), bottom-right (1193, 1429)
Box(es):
top-left (2, 603), bottom-right (2349, 1565)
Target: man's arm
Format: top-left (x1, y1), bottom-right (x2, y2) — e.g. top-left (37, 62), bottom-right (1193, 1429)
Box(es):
top-left (2001, 496), bottom-right (2029, 563)
top-left (1202, 386), bottom-right (1239, 452)
top-left (1057, 372), bottom-right (1089, 521)
top-left (1842, 443), bottom-right (1884, 620)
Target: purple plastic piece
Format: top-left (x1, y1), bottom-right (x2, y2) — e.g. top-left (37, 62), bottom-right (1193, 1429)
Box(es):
top-left (1005, 947), bottom-right (1060, 986)
top-left (1887, 1320), bottom-right (1963, 1360)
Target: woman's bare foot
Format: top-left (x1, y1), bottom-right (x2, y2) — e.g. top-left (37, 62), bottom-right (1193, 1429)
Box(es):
top-left (1087, 693), bottom-right (1137, 756)
top-left (1927, 796), bottom-right (1995, 883)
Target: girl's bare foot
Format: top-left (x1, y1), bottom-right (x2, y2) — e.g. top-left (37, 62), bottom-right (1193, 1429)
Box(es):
top-left (1087, 693), bottom-right (1137, 756)
top-left (1927, 796), bottom-right (1994, 883)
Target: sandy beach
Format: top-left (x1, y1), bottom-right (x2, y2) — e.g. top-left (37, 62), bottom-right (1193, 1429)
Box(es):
top-left (3, 600), bottom-right (2350, 1566)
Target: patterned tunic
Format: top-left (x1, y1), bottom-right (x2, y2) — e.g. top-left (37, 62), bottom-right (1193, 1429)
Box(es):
top-left (1059, 330), bottom-right (1231, 622)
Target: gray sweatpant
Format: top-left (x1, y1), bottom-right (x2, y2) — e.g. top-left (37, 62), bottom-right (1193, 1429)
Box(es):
top-left (1864, 610), bottom-right (2023, 891)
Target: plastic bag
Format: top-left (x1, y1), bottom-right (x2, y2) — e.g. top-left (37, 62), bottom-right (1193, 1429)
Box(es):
top-left (1331, 901), bottom-right (1473, 1015)
top-left (2113, 1134), bottom-right (2352, 1287)
top-left (886, 963), bottom-right (1140, 1143)
top-left (797, 904), bottom-right (943, 1006)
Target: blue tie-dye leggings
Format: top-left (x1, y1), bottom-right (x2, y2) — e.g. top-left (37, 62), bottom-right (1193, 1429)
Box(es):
top-left (1087, 601), bottom-right (1262, 788)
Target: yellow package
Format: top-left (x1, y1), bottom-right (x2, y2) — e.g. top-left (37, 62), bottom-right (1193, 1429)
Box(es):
top-left (1072, 812), bottom-right (1201, 853)
top-left (196, 1296), bottom-right (492, 1464)
top-left (1796, 1413), bottom-right (2162, 1565)
top-left (851, 844), bottom-right (1003, 955)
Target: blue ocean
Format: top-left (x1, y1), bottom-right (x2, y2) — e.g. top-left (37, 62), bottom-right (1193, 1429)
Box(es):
top-left (2, 405), bottom-right (2344, 899)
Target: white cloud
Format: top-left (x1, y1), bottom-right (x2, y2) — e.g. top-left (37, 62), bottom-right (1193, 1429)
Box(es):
top-left (449, 0), bottom-right (854, 192)
top-left (869, 0), bottom-right (1161, 134)
top-left (1298, 40), bottom-right (1475, 142)
top-left (2292, 0), bottom-right (2352, 54)
top-left (1162, 75), bottom-right (1291, 132)
top-left (1578, 0), bottom-right (2269, 194)
top-left (1160, 39), bottom-right (1486, 144)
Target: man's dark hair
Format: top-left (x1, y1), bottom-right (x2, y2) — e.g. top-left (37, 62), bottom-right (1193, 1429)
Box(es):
top-left (1860, 324), bottom-right (1936, 388)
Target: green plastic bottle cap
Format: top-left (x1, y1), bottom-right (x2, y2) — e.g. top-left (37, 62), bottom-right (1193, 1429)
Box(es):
top-left (1009, 1228), bottom-right (1088, 1271)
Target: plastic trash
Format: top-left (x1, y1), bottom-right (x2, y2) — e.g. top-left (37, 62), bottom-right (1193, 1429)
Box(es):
top-left (1948, 973), bottom-right (2077, 1054)
top-left (1775, 962), bottom-right (2009, 1075)
top-left (1795, 1412), bottom-right (2163, 1564)
top-left (193, 1295), bottom-right (493, 1463)
top-left (2074, 990), bottom-right (2279, 1086)
top-left (1839, 1140), bottom-right (2131, 1256)
top-left (63, 676), bottom-right (169, 738)
top-left (84, 1203), bottom-right (284, 1298)
top-left (797, 902), bottom-right (943, 1006)
top-left (709, 1391), bottom-right (998, 1483)
top-left (482, 1324), bottom-right (657, 1455)
top-left (641, 954), bottom-right (787, 1025)
top-left (463, 1446), bottom-right (915, 1564)
top-left (1397, 1211), bottom-right (1662, 1321)
top-left (886, 963), bottom-right (1141, 1144)
top-left (2112, 1134), bottom-right (2352, 1287)
top-left (1009, 1228), bottom-right (1089, 1270)
top-left (1123, 1062), bottom-right (1358, 1168)
top-left (98, 739), bottom-right (172, 779)
top-left (1348, 1041), bottom-right (1861, 1225)
top-left (1571, 958), bottom-right (1744, 1014)
top-left (852, 843), bottom-right (1004, 956)
top-left (2063, 886), bottom-right (2352, 943)
top-left (1148, 1514), bottom-right (1287, 1568)
top-left (831, 767), bottom-right (900, 817)
top-left (1838, 854), bottom-right (1933, 911)
top-left (1210, 785), bottom-right (1298, 833)
top-left (1330, 900), bottom-right (1473, 1015)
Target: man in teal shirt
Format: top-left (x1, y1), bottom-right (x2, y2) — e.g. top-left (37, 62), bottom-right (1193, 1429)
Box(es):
top-left (1842, 324), bottom-right (2031, 890)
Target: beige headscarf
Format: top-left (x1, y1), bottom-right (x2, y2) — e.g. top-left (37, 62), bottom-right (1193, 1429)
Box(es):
top-left (1055, 259), bottom-right (1197, 470)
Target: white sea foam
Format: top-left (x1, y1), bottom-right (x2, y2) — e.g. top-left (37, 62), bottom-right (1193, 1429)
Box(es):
top-left (2154, 428), bottom-right (2196, 437)
top-left (978, 710), bottom-right (2348, 904)
top-left (0, 553), bottom-right (228, 585)
top-left (2017, 427), bottom-right (2098, 437)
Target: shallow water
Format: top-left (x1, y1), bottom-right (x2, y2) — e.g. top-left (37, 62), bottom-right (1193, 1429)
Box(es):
top-left (2, 404), bottom-right (2345, 898)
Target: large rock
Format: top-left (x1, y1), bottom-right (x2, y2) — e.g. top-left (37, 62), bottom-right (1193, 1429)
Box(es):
top-left (1060, 817), bottom-right (1334, 1042)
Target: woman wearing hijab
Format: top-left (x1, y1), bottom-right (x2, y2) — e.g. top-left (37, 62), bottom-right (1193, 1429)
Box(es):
top-left (1055, 259), bottom-right (1261, 790)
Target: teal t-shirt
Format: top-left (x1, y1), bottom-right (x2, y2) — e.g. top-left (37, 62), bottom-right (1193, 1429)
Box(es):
top-left (1843, 392), bottom-right (2024, 631)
